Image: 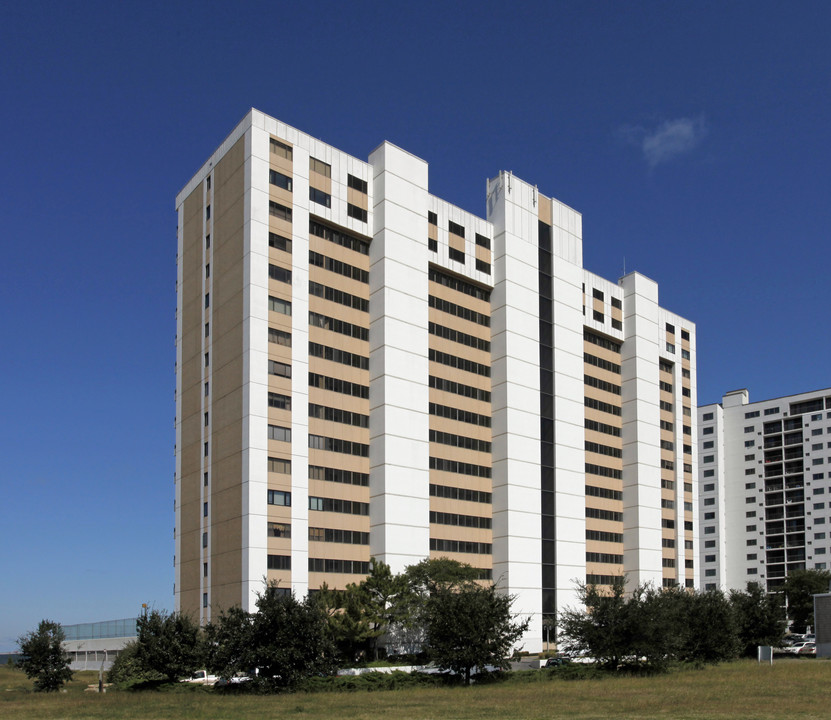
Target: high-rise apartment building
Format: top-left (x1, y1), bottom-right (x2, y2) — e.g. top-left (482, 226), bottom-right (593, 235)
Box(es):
top-left (698, 388), bottom-right (831, 592)
top-left (174, 109), bottom-right (698, 650)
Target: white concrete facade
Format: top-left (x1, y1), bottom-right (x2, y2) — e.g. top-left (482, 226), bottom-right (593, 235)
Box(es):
top-left (368, 141), bottom-right (432, 574)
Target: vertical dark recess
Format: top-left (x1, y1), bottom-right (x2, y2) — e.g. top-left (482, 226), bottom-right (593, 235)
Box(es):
top-left (538, 220), bottom-right (556, 629)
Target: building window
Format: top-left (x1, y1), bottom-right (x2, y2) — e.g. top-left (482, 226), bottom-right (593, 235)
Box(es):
top-left (702, 412), bottom-right (714, 421)
top-left (428, 211), bottom-right (438, 225)
top-left (268, 264), bottom-right (292, 284)
top-left (347, 174), bottom-right (368, 193)
top-left (475, 233), bottom-right (491, 249)
top-left (202, 532), bottom-right (208, 548)
top-left (269, 296), bottom-right (292, 315)
top-left (203, 593), bottom-right (208, 608)
top-left (267, 554), bottom-right (291, 570)
top-left (347, 203), bottom-right (368, 222)
top-left (448, 247), bottom-right (465, 264)
top-left (268, 360), bottom-right (292, 378)
top-left (269, 328), bottom-right (291, 346)
top-left (268, 522), bottom-right (291, 538)
top-left (270, 138), bottom-right (293, 160)
top-left (666, 342), bottom-right (675, 353)
top-left (268, 425), bottom-right (292, 442)
top-left (703, 427), bottom-right (714, 435)
top-left (475, 259), bottom-right (491, 274)
top-left (269, 170), bottom-right (292, 191)
top-left (268, 457), bottom-right (291, 474)
top-left (593, 310), bottom-right (604, 323)
top-left (269, 201), bottom-right (292, 221)
top-left (428, 238), bottom-right (438, 252)
top-left (203, 502), bottom-right (208, 517)
top-left (267, 393), bottom-right (291, 410)
top-left (744, 426), bottom-right (755, 433)
top-left (592, 288), bottom-right (604, 301)
top-left (448, 220), bottom-right (465, 237)
top-left (309, 187), bottom-right (332, 207)
top-left (267, 490), bottom-right (291, 506)
top-left (204, 293), bottom-right (210, 308)
top-left (206, 205), bottom-right (210, 220)
top-left (269, 232), bottom-right (292, 253)
top-left (611, 318), bottom-right (622, 330)
top-left (310, 157), bottom-right (331, 177)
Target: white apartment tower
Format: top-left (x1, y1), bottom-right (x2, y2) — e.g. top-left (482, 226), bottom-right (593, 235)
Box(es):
top-left (174, 109), bottom-right (698, 649)
top-left (699, 388), bottom-right (831, 592)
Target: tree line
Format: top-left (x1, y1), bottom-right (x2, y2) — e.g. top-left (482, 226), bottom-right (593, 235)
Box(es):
top-left (16, 567), bottom-right (831, 692)
top-left (559, 578), bottom-right (791, 670)
top-left (110, 558), bottom-right (527, 690)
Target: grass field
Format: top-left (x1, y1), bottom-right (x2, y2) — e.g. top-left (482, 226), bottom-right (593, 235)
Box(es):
top-left (2, 659), bottom-right (829, 719)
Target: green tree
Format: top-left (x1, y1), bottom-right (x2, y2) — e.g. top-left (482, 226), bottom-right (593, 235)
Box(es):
top-left (107, 640), bottom-right (165, 684)
top-left (676, 588), bottom-right (739, 664)
top-left (559, 577), bottom-right (633, 668)
top-left (404, 557), bottom-right (482, 594)
top-left (358, 558), bottom-right (410, 659)
top-left (17, 620), bottom-right (73, 692)
top-left (781, 569), bottom-right (831, 633)
top-left (560, 580), bottom-right (740, 671)
top-left (626, 584), bottom-right (685, 670)
top-left (424, 583), bottom-right (529, 685)
top-left (731, 582), bottom-right (787, 655)
top-left (310, 583), bottom-right (375, 664)
top-left (204, 605), bottom-right (252, 681)
top-left (135, 609), bottom-right (203, 682)
top-left (207, 586), bottom-right (335, 692)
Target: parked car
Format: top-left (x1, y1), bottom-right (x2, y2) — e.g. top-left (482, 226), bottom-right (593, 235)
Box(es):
top-left (543, 656), bottom-right (572, 668)
top-left (180, 669), bottom-right (218, 686)
top-left (787, 642), bottom-right (815, 655)
top-left (215, 672), bottom-right (251, 687)
top-left (797, 642), bottom-right (816, 655)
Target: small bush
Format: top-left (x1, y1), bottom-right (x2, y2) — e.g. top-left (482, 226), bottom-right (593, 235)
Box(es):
top-left (299, 670), bottom-right (444, 693)
top-left (107, 641), bottom-right (164, 685)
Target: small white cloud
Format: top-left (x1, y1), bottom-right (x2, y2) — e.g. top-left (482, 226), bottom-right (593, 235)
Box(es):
top-left (620, 116), bottom-right (708, 168)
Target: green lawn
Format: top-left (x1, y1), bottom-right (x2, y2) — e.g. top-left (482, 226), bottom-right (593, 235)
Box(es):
top-left (2, 659), bottom-right (829, 719)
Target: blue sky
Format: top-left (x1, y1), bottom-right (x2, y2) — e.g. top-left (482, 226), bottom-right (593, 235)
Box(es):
top-left (1, 0), bottom-right (829, 650)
